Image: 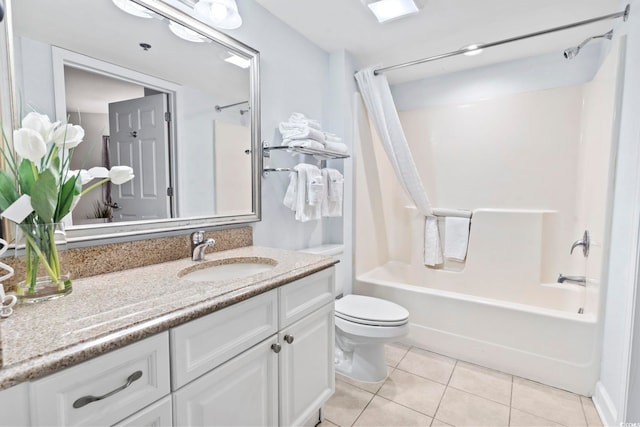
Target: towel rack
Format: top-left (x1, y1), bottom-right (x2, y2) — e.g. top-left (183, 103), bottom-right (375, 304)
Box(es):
top-left (262, 142), bottom-right (350, 176)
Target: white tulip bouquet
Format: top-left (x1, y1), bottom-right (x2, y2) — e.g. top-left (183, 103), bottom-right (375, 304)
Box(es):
top-left (0, 112), bottom-right (134, 300)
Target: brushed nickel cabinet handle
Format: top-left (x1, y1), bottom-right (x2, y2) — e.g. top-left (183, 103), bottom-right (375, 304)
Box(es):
top-left (284, 335), bottom-right (294, 344)
top-left (73, 370), bottom-right (143, 409)
top-left (271, 343), bottom-right (282, 353)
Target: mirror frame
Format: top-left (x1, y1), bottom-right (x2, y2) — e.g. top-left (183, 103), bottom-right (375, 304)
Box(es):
top-left (0, 0), bottom-right (261, 243)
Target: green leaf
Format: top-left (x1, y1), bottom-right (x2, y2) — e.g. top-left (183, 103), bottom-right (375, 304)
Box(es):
top-left (18, 159), bottom-right (36, 195)
top-left (30, 168), bottom-right (58, 222)
top-left (55, 175), bottom-right (81, 222)
top-left (0, 170), bottom-right (19, 211)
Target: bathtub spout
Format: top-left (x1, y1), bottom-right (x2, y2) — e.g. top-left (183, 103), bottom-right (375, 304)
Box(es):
top-left (557, 274), bottom-right (586, 286)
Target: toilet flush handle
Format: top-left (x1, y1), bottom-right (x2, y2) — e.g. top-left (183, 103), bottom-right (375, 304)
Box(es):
top-left (284, 335), bottom-right (294, 344)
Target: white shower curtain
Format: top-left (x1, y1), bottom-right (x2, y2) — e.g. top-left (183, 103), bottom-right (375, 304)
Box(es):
top-left (354, 66), bottom-right (443, 266)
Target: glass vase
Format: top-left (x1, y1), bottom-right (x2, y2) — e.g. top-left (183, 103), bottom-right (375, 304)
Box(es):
top-left (15, 222), bottom-right (72, 303)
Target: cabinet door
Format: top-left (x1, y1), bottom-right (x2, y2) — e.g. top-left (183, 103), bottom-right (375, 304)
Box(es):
top-left (173, 336), bottom-right (279, 427)
top-left (114, 395), bottom-right (172, 427)
top-left (0, 382), bottom-right (30, 426)
top-left (279, 303), bottom-right (335, 427)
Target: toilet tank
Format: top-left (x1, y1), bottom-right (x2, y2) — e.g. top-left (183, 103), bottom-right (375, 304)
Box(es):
top-left (298, 244), bottom-right (345, 296)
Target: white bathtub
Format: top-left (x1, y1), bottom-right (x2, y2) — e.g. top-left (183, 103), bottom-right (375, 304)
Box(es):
top-left (354, 261), bottom-right (600, 395)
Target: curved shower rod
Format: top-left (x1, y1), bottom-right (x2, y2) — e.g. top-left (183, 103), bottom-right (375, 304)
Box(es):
top-left (373, 4), bottom-right (630, 76)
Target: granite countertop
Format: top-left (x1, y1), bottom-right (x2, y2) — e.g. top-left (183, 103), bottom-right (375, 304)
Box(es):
top-left (0, 246), bottom-right (337, 390)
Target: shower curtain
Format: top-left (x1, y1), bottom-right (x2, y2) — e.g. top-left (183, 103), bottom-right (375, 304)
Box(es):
top-left (354, 67), bottom-right (442, 266)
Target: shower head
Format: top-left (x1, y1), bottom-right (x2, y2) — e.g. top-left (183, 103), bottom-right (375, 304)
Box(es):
top-left (563, 29), bottom-right (614, 59)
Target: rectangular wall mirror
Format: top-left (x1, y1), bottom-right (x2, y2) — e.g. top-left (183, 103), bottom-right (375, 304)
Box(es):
top-left (2, 0), bottom-right (261, 242)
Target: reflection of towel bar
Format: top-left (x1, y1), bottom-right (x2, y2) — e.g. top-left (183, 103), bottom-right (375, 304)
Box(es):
top-left (215, 100), bottom-right (249, 112)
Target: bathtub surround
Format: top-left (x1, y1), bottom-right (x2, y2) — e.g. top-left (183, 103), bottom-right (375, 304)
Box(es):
top-left (354, 39), bottom-right (621, 395)
top-left (0, 226), bottom-right (252, 292)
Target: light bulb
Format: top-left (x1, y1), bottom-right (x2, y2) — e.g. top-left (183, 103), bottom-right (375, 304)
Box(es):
top-left (210, 3), bottom-right (228, 21)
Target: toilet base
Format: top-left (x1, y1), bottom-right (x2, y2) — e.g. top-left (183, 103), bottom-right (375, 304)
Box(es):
top-left (334, 339), bottom-right (388, 382)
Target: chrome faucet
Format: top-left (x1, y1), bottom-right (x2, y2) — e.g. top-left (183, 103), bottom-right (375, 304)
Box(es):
top-left (191, 231), bottom-right (215, 261)
top-left (570, 230), bottom-right (590, 257)
top-left (557, 274), bottom-right (586, 286)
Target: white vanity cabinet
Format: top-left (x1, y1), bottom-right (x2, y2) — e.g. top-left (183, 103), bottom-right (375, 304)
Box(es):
top-left (171, 267), bottom-right (335, 427)
top-left (0, 267), bottom-right (335, 427)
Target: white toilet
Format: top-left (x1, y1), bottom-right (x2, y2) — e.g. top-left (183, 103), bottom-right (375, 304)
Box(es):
top-left (300, 245), bottom-right (409, 382)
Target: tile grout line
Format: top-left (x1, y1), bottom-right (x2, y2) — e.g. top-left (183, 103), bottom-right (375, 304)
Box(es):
top-left (579, 397), bottom-right (590, 427)
top-left (508, 374), bottom-right (514, 426)
top-left (350, 391), bottom-right (376, 427)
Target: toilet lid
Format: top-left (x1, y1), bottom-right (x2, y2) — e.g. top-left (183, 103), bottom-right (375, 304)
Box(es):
top-left (335, 295), bottom-right (409, 326)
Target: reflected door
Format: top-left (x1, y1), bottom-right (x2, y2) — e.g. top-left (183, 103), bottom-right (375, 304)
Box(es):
top-left (213, 121), bottom-right (252, 215)
top-left (108, 94), bottom-right (170, 221)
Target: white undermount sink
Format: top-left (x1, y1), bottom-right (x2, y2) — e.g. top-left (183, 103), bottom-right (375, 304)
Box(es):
top-left (178, 257), bottom-right (277, 282)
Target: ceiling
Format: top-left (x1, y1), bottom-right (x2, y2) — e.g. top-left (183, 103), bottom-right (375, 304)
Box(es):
top-left (255, 0), bottom-right (625, 84)
top-left (13, 0), bottom-right (250, 104)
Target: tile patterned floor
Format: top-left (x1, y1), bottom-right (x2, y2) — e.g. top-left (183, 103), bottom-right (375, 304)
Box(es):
top-left (321, 343), bottom-right (603, 427)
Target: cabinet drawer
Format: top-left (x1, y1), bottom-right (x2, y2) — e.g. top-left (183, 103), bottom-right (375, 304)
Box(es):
top-left (171, 289), bottom-right (278, 389)
top-left (113, 395), bottom-right (172, 427)
top-left (30, 332), bottom-right (170, 426)
top-left (279, 267), bottom-right (335, 328)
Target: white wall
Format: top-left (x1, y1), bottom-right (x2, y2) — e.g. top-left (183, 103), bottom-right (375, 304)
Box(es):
top-left (594, 0), bottom-right (640, 423)
top-left (391, 44), bottom-right (605, 111)
top-left (165, 0), bottom-right (333, 250)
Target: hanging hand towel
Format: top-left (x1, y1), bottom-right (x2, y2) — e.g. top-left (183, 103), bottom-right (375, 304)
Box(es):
top-left (292, 164), bottom-right (322, 222)
top-left (443, 217), bottom-right (471, 261)
top-left (321, 168), bottom-right (344, 217)
top-left (424, 216), bottom-right (443, 266)
top-left (283, 171), bottom-right (297, 210)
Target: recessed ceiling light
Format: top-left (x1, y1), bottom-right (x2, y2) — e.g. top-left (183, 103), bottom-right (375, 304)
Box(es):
top-left (463, 44), bottom-right (484, 56)
top-left (224, 52), bottom-right (250, 69)
top-left (112, 0), bottom-right (153, 18)
top-left (168, 21), bottom-right (208, 43)
top-left (366, 0), bottom-right (419, 23)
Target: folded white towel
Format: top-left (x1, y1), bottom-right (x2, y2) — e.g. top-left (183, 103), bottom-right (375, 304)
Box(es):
top-left (285, 139), bottom-right (326, 151)
top-left (324, 141), bottom-right (349, 155)
top-left (291, 164), bottom-right (322, 222)
top-left (424, 216), bottom-right (443, 266)
top-left (279, 123), bottom-right (326, 144)
top-left (321, 168), bottom-right (343, 217)
top-left (324, 132), bottom-right (342, 143)
top-left (289, 112), bottom-right (321, 130)
top-left (444, 217), bottom-right (471, 261)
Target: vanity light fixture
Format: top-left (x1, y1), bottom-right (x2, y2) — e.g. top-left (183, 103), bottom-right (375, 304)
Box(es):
top-left (168, 21), bottom-right (208, 43)
top-left (364, 0), bottom-right (420, 23)
top-left (112, 0), bottom-right (153, 18)
top-left (463, 43), bottom-right (484, 56)
top-left (194, 0), bottom-right (242, 30)
top-left (224, 52), bottom-right (250, 69)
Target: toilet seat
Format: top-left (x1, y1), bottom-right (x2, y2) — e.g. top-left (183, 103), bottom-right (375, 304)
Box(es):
top-left (335, 295), bottom-right (409, 327)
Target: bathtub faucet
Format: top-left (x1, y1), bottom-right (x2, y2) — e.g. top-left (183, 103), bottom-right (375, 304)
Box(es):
top-left (557, 274), bottom-right (586, 286)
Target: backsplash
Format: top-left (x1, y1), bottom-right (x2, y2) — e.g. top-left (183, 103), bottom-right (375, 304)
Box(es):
top-left (1, 226), bottom-right (252, 292)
